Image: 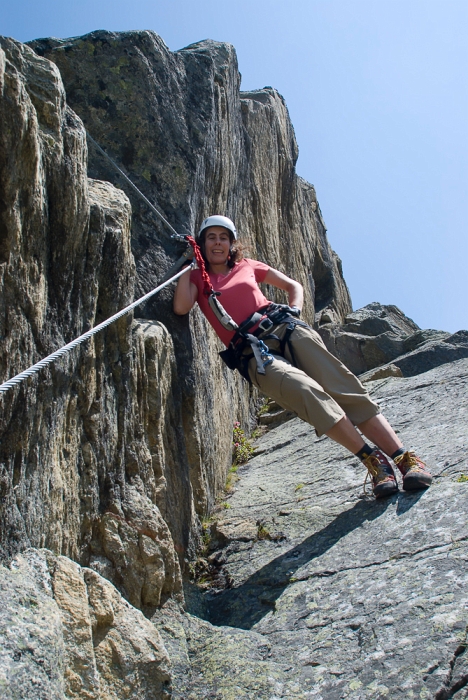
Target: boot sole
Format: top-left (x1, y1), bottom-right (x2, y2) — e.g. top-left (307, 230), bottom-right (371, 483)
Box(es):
top-left (374, 482), bottom-right (399, 498)
top-left (403, 474), bottom-right (432, 491)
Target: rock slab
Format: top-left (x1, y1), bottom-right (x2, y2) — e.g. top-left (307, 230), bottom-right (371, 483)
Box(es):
top-left (183, 358), bottom-right (468, 698)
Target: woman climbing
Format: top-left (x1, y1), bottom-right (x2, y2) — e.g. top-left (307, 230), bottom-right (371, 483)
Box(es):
top-left (173, 215), bottom-right (432, 498)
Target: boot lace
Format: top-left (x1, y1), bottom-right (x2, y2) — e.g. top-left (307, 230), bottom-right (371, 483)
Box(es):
top-left (394, 451), bottom-right (427, 474)
top-left (362, 454), bottom-right (391, 494)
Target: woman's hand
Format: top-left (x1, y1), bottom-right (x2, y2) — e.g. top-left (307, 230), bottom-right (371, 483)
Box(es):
top-left (173, 266), bottom-right (198, 314)
top-left (264, 268), bottom-right (304, 312)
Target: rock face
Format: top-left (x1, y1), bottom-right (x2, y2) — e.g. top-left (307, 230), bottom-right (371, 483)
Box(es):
top-left (0, 37), bottom-right (188, 606)
top-left (0, 28), bottom-right (352, 693)
top-left (29, 30), bottom-right (350, 327)
top-left (0, 32), bottom-right (350, 590)
top-left (4, 362), bottom-right (468, 698)
top-left (318, 302), bottom-right (468, 377)
top-left (0, 548), bottom-right (171, 699)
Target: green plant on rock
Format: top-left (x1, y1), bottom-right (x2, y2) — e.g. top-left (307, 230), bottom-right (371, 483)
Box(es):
top-left (456, 474), bottom-right (468, 483)
top-left (232, 421), bottom-right (255, 465)
top-left (257, 522), bottom-right (271, 540)
top-left (257, 397), bottom-right (270, 416)
top-left (225, 464), bottom-right (239, 493)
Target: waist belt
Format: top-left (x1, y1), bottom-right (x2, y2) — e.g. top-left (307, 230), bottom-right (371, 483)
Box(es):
top-left (219, 304), bottom-right (308, 382)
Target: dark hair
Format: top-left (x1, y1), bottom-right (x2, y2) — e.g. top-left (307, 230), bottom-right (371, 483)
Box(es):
top-left (198, 231), bottom-right (245, 270)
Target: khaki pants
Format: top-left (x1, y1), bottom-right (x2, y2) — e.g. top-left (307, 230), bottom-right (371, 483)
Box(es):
top-left (247, 323), bottom-right (380, 436)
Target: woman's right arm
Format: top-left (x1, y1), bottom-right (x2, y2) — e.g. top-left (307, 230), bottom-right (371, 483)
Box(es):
top-left (173, 267), bottom-right (198, 315)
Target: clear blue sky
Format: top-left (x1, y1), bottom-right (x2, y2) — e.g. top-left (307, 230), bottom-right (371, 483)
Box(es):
top-left (3, 0), bottom-right (468, 332)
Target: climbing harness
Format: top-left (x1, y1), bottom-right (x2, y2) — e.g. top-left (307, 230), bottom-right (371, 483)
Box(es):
top-left (183, 236), bottom-right (282, 378)
top-left (219, 304), bottom-right (309, 383)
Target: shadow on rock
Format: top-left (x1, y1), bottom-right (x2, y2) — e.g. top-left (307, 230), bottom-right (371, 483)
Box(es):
top-left (199, 496), bottom-right (395, 630)
top-left (395, 489), bottom-right (426, 516)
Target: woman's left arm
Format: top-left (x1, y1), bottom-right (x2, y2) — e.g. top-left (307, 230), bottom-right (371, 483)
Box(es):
top-left (263, 268), bottom-right (304, 311)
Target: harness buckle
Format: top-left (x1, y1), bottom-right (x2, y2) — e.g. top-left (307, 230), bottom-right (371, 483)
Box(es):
top-left (258, 316), bottom-right (274, 332)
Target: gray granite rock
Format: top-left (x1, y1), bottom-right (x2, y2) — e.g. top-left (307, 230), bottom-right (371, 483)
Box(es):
top-left (0, 37), bottom-right (192, 604)
top-left (184, 358), bottom-right (468, 698)
top-left (0, 550), bottom-right (65, 700)
top-left (360, 363), bottom-right (403, 382)
top-left (359, 329), bottom-right (468, 380)
top-left (0, 549), bottom-right (171, 700)
top-left (343, 303), bottom-right (420, 337)
top-left (3, 29), bottom-right (468, 699)
top-left (29, 30), bottom-right (351, 328)
top-left (317, 301), bottom-right (465, 379)
top-left (153, 601), bottom-right (297, 699)
top-left (387, 329), bottom-right (468, 377)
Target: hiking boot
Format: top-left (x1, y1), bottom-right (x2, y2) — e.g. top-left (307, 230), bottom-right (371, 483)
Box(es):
top-left (362, 449), bottom-right (399, 498)
top-left (393, 451), bottom-right (432, 491)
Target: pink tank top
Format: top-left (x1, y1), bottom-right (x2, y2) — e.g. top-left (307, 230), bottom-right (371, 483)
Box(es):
top-left (190, 258), bottom-right (271, 346)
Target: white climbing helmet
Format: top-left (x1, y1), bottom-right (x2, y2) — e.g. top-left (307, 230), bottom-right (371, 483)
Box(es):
top-left (198, 215), bottom-right (237, 240)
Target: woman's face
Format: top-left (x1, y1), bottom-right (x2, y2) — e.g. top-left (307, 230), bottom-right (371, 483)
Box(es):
top-left (203, 226), bottom-right (231, 266)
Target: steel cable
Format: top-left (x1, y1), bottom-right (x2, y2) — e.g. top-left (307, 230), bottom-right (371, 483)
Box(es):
top-left (86, 133), bottom-right (186, 241)
top-left (0, 265), bottom-right (192, 395)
